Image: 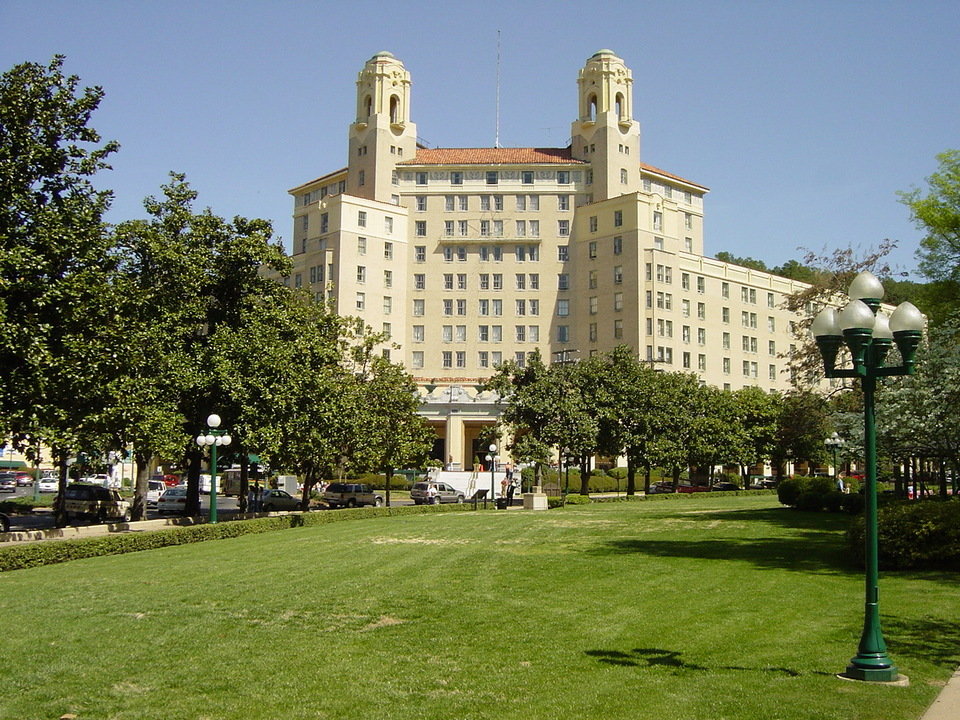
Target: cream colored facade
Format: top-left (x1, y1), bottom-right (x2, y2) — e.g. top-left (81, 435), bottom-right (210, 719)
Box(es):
top-left (284, 50), bottom-right (811, 468)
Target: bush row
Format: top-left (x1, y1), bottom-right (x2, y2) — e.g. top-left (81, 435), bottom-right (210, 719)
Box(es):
top-left (546, 488), bottom-right (777, 508)
top-left (847, 499), bottom-right (960, 570)
top-left (777, 476), bottom-right (865, 514)
top-left (0, 503), bottom-right (472, 573)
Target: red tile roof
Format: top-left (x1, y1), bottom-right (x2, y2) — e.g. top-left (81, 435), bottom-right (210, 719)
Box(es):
top-left (640, 162), bottom-right (708, 191)
top-left (399, 147), bottom-right (583, 165)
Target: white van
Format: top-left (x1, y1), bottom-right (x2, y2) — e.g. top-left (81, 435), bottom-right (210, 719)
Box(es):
top-left (146, 479), bottom-right (166, 506)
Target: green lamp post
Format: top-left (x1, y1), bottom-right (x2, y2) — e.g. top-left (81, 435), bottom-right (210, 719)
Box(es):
top-left (825, 433), bottom-right (844, 479)
top-left (811, 271), bottom-right (924, 682)
top-left (195, 413), bottom-right (232, 525)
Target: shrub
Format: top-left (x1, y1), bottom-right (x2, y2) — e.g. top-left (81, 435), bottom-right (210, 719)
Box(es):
top-left (840, 493), bottom-right (865, 514)
top-left (608, 467), bottom-right (628, 481)
top-left (777, 477), bottom-right (804, 507)
top-left (0, 503), bottom-right (474, 573)
top-left (847, 499), bottom-right (960, 570)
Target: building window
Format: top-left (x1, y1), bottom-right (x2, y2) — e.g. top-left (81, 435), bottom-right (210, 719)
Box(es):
top-left (614, 210), bottom-right (623, 227)
top-left (769, 364), bottom-right (777, 381)
top-left (723, 358), bottom-right (731, 375)
top-left (768, 316), bottom-right (776, 332)
top-left (684, 237), bottom-right (693, 252)
top-left (456, 351), bottom-right (466, 368)
top-left (456, 325), bottom-right (467, 342)
top-left (768, 292), bottom-right (776, 308)
top-left (486, 171), bottom-right (499, 185)
top-left (417, 196), bottom-right (428, 211)
top-left (620, 169), bottom-right (628, 184)
top-left (722, 307), bottom-right (730, 323)
top-left (515, 325), bottom-right (526, 342)
top-left (681, 299), bottom-right (690, 317)
top-left (415, 245), bottom-right (426, 262)
top-left (356, 266), bottom-right (366, 283)
top-left (458, 274), bottom-right (467, 290)
top-left (723, 332), bottom-right (731, 350)
top-left (557, 171), bottom-right (570, 184)
top-left (443, 299), bottom-right (453, 316)
top-left (412, 351), bottom-right (424, 368)
top-left (357, 237), bottom-right (367, 255)
top-left (492, 299), bottom-right (502, 316)
top-left (589, 296), bottom-right (598, 315)
top-left (515, 273), bottom-right (526, 291)
top-left (458, 220), bottom-right (468, 236)
top-left (357, 211), bottom-right (367, 228)
top-left (682, 326), bottom-right (691, 344)
top-left (529, 220), bottom-right (539, 237)
top-left (721, 282), bottom-right (729, 299)
top-left (384, 270), bottom-right (393, 288)
top-left (681, 273), bottom-right (690, 290)
top-left (557, 325), bottom-right (569, 343)
top-left (614, 266), bottom-right (623, 284)
top-left (588, 241), bottom-right (597, 259)
top-left (557, 299), bottom-right (570, 317)
top-left (478, 351), bottom-right (489, 368)
top-left (384, 216), bottom-right (393, 234)
top-left (558, 273), bottom-right (569, 291)
top-left (516, 220), bottom-right (526, 237)
top-left (459, 195), bottom-right (468, 211)
top-left (444, 273), bottom-right (454, 290)
top-left (613, 235), bottom-right (622, 255)
top-left (653, 211), bottom-right (662, 231)
top-left (479, 299), bottom-right (489, 315)
top-left (493, 273), bottom-right (503, 290)
top-left (451, 171), bottom-right (463, 185)
top-left (415, 220), bottom-right (426, 237)
top-left (413, 325), bottom-right (425, 342)
top-left (442, 351), bottom-right (452, 368)
top-left (588, 270), bottom-right (597, 289)
top-left (769, 340), bottom-right (776, 356)
top-left (416, 172), bottom-right (428, 185)
top-left (589, 215), bottom-right (598, 233)
top-left (558, 194), bottom-right (570, 211)
top-left (383, 296), bottom-right (392, 314)
top-left (614, 292), bottom-right (624, 312)
top-left (614, 319), bottom-right (623, 339)
top-left (698, 354), bottom-right (706, 372)
top-left (355, 292), bottom-right (365, 310)
top-left (697, 302), bottom-right (706, 320)
top-left (522, 171), bottom-right (534, 184)
top-left (697, 276), bottom-right (705, 294)
top-left (516, 195), bottom-right (526, 211)
top-left (457, 299), bottom-right (466, 316)
top-left (558, 246), bottom-right (569, 262)
top-left (457, 246), bottom-right (467, 261)
top-left (558, 220), bottom-right (570, 236)
top-left (516, 300), bottom-right (526, 316)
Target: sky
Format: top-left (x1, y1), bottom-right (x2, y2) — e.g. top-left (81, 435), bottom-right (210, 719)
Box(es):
top-left (2, 0), bottom-right (958, 279)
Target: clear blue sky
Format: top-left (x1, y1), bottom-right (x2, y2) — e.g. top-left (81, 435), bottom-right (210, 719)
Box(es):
top-left (3, 0), bottom-right (957, 278)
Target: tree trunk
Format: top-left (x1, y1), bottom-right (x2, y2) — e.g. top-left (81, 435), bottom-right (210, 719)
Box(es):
top-left (238, 454), bottom-right (250, 513)
top-left (130, 453), bottom-right (150, 520)
top-left (579, 455), bottom-right (590, 495)
top-left (54, 451), bottom-right (69, 528)
top-left (644, 464), bottom-right (652, 493)
top-left (626, 457), bottom-right (636, 496)
top-left (185, 449), bottom-right (202, 516)
top-left (385, 467), bottom-right (393, 507)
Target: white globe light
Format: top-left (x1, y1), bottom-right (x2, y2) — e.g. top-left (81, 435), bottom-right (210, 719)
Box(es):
top-left (204, 434), bottom-right (216, 446)
top-left (837, 300), bottom-right (876, 332)
top-left (889, 302), bottom-right (924, 332)
top-left (221, 435), bottom-right (232, 446)
top-left (848, 271), bottom-right (885, 301)
top-left (489, 443), bottom-right (497, 453)
top-left (872, 312), bottom-right (893, 339)
top-left (196, 435), bottom-right (206, 447)
top-left (206, 413), bottom-right (222, 429)
top-left (810, 308), bottom-right (840, 338)
top-left (214, 436), bottom-right (223, 446)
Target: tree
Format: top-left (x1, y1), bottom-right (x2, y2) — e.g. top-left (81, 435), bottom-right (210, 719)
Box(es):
top-left (899, 150), bottom-right (960, 327)
top-left (714, 251), bottom-right (769, 272)
top-left (728, 387), bottom-right (781, 482)
top-left (0, 56), bottom-right (120, 523)
top-left (774, 391), bottom-right (831, 474)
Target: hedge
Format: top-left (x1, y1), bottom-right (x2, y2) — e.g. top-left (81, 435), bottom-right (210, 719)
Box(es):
top-left (0, 503), bottom-right (472, 573)
top-left (847, 499), bottom-right (960, 570)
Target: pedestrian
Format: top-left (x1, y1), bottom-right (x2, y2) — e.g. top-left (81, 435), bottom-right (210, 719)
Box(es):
top-left (427, 483), bottom-right (439, 505)
top-left (836, 476), bottom-right (845, 494)
top-left (506, 477), bottom-right (517, 506)
top-left (247, 485), bottom-right (258, 514)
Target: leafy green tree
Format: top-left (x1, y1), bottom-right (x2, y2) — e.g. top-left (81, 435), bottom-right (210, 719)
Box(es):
top-left (728, 387), bottom-right (781, 481)
top-left (714, 251), bottom-right (769, 272)
top-left (0, 56), bottom-right (121, 522)
top-left (898, 150), bottom-right (960, 327)
top-left (774, 391), bottom-right (831, 474)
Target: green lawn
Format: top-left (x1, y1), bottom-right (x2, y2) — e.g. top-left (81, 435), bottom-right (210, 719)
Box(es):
top-left (2, 495), bottom-right (958, 719)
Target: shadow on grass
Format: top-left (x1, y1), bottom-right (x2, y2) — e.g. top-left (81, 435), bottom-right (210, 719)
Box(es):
top-left (584, 648), bottom-right (831, 677)
top-left (590, 534), bottom-right (852, 574)
top-left (672, 506), bottom-right (854, 534)
top-left (884, 616), bottom-right (960, 669)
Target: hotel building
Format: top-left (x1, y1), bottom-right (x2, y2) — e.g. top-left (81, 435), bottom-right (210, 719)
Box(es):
top-left (284, 50), bottom-right (809, 467)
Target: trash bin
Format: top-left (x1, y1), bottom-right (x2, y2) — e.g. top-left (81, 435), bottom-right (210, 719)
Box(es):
top-left (495, 497), bottom-right (509, 510)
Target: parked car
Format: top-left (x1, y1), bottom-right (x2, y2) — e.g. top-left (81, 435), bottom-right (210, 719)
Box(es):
top-left (78, 474), bottom-right (111, 487)
top-left (260, 489), bottom-right (301, 512)
top-left (38, 477), bottom-right (59, 493)
top-left (12, 471), bottom-right (34, 486)
top-left (0, 474), bottom-right (16, 493)
top-left (676, 483), bottom-right (711, 493)
top-left (322, 483), bottom-right (383, 508)
top-left (411, 481), bottom-right (465, 504)
top-left (62, 483), bottom-right (131, 523)
top-left (749, 477), bottom-right (777, 490)
top-left (0, 512), bottom-right (9, 533)
top-left (146, 479), bottom-right (166, 507)
top-left (157, 486), bottom-right (189, 515)
top-left (711, 481), bottom-right (740, 492)
top-left (647, 481), bottom-right (675, 495)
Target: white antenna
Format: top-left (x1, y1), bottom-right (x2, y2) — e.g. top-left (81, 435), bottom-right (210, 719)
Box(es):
top-left (495, 30), bottom-right (501, 148)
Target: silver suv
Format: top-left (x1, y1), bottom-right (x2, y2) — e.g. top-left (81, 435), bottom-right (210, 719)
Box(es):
top-left (411, 481), bottom-right (465, 505)
top-left (322, 483), bottom-right (383, 508)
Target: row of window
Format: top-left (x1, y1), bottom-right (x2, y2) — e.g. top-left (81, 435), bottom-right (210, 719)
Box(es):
top-left (412, 273), bottom-right (543, 292)
top-left (414, 170), bottom-right (572, 186)
top-left (415, 194), bottom-right (578, 212)
top-left (419, 325), bottom-right (543, 344)
top-left (412, 350), bottom-right (540, 370)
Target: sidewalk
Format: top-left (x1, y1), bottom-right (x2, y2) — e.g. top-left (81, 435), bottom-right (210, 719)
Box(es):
top-left (921, 667), bottom-right (960, 720)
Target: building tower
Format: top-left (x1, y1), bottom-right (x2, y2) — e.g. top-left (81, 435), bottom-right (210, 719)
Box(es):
top-left (348, 51), bottom-right (418, 203)
top-left (570, 49), bottom-right (641, 201)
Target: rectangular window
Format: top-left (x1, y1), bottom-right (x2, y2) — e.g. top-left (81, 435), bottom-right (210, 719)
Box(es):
top-left (458, 273), bottom-right (467, 290)
top-left (768, 316), bottom-right (776, 332)
top-left (515, 273), bottom-right (526, 290)
top-left (444, 195), bottom-right (454, 212)
top-left (722, 282), bottom-right (729, 299)
top-left (384, 270), bottom-right (392, 288)
top-left (557, 325), bottom-right (569, 343)
top-left (558, 194), bottom-right (570, 211)
top-left (415, 246), bottom-right (426, 262)
top-left (451, 171), bottom-right (463, 185)
top-left (698, 354), bottom-right (706, 372)
top-left (382, 296), bottom-right (392, 314)
top-left (412, 351), bottom-right (424, 368)
top-left (682, 326), bottom-right (691, 343)
top-left (456, 325), bottom-right (467, 342)
top-left (444, 220), bottom-right (454, 236)
top-left (479, 325), bottom-right (489, 342)
top-left (493, 273), bottom-right (503, 290)
top-left (415, 220), bottom-right (426, 237)
top-left (456, 351), bottom-right (466, 368)
top-left (681, 273), bottom-right (690, 290)
top-left (492, 299), bottom-right (502, 316)
top-left (558, 220), bottom-right (570, 236)
top-left (480, 220), bottom-right (490, 237)
top-left (769, 340), bottom-right (776, 356)
top-left (478, 299), bottom-right (489, 315)
top-left (653, 211), bottom-right (662, 231)
top-left (722, 307), bottom-right (730, 323)
top-left (529, 195), bottom-right (539, 211)
top-left (589, 296), bottom-right (598, 315)
top-left (589, 241), bottom-right (597, 259)
top-left (697, 276), bottom-right (705, 294)
top-left (486, 171), bottom-right (498, 185)
top-left (442, 351), bottom-right (452, 368)
top-left (457, 246), bottom-right (467, 262)
top-left (723, 332), bottom-right (731, 350)
top-left (516, 195), bottom-right (526, 211)
top-left (614, 266), bottom-right (623, 284)
top-left (478, 351), bottom-right (489, 368)
top-left (529, 299), bottom-right (539, 316)
top-left (614, 210), bottom-right (623, 227)
top-left (590, 323), bottom-right (598, 342)
top-left (558, 273), bottom-right (569, 290)
top-left (557, 171), bottom-right (570, 184)
top-left (529, 273), bottom-right (539, 290)
top-left (416, 172), bottom-right (428, 185)
top-left (356, 266), bottom-right (366, 283)
top-left (515, 325), bottom-right (526, 342)
top-left (614, 319), bottom-right (623, 339)
top-left (522, 171), bottom-right (534, 184)
top-left (614, 292), bottom-right (623, 311)
top-left (682, 299), bottom-right (690, 317)
top-left (358, 237), bottom-right (367, 255)
top-left (557, 299), bottom-right (570, 317)
top-left (443, 246), bottom-right (453, 262)
top-left (613, 235), bottom-right (622, 255)
top-left (769, 364), bottom-right (777, 381)
top-left (589, 270), bottom-right (597, 289)
top-left (480, 273), bottom-right (490, 290)
top-left (384, 216), bottom-right (393, 234)
top-left (589, 215), bottom-right (598, 233)
top-left (458, 220), bottom-right (468, 237)
top-left (355, 292), bottom-right (365, 310)
top-left (457, 299), bottom-right (466, 316)
top-left (723, 358), bottom-right (731, 375)
top-left (768, 292), bottom-right (775, 308)
top-left (443, 299), bottom-right (453, 316)
top-left (529, 220), bottom-right (539, 237)
top-left (516, 300), bottom-right (526, 316)
top-left (413, 299), bottom-right (425, 316)
top-left (492, 325), bottom-right (502, 342)
top-left (697, 302), bottom-right (706, 320)
top-left (444, 273), bottom-right (454, 290)
top-left (516, 220), bottom-right (526, 236)
top-left (413, 325), bottom-right (424, 342)
top-left (459, 195), bottom-right (468, 211)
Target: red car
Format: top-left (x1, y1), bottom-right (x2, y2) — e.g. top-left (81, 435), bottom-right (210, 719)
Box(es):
top-left (676, 483), bottom-right (711, 493)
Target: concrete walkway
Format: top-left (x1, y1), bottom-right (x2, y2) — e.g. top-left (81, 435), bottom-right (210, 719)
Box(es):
top-left (921, 667), bottom-right (960, 720)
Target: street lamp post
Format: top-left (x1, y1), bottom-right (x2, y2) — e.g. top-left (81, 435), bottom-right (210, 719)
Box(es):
top-left (487, 444), bottom-right (497, 501)
top-left (811, 271), bottom-right (924, 682)
top-left (195, 413), bottom-right (232, 524)
top-left (825, 433), bottom-right (844, 479)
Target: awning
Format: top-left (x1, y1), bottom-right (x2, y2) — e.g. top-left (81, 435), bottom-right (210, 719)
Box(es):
top-left (0, 459), bottom-right (28, 470)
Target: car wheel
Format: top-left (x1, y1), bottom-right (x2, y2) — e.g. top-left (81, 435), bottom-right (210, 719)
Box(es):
top-left (97, 508), bottom-right (108, 524)
top-left (346, 498), bottom-right (357, 508)
top-left (122, 510), bottom-right (131, 523)
top-left (263, 504), bottom-right (273, 512)
top-left (374, 497), bottom-right (383, 507)
top-left (457, 495), bottom-right (464, 503)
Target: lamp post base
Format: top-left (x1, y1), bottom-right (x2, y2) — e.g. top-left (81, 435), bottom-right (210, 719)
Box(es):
top-left (843, 660), bottom-right (900, 683)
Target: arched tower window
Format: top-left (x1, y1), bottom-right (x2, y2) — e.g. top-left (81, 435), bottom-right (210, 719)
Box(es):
top-left (364, 95), bottom-right (372, 118)
top-left (588, 94), bottom-right (598, 121)
top-left (615, 92), bottom-right (625, 121)
top-left (390, 95), bottom-right (400, 124)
